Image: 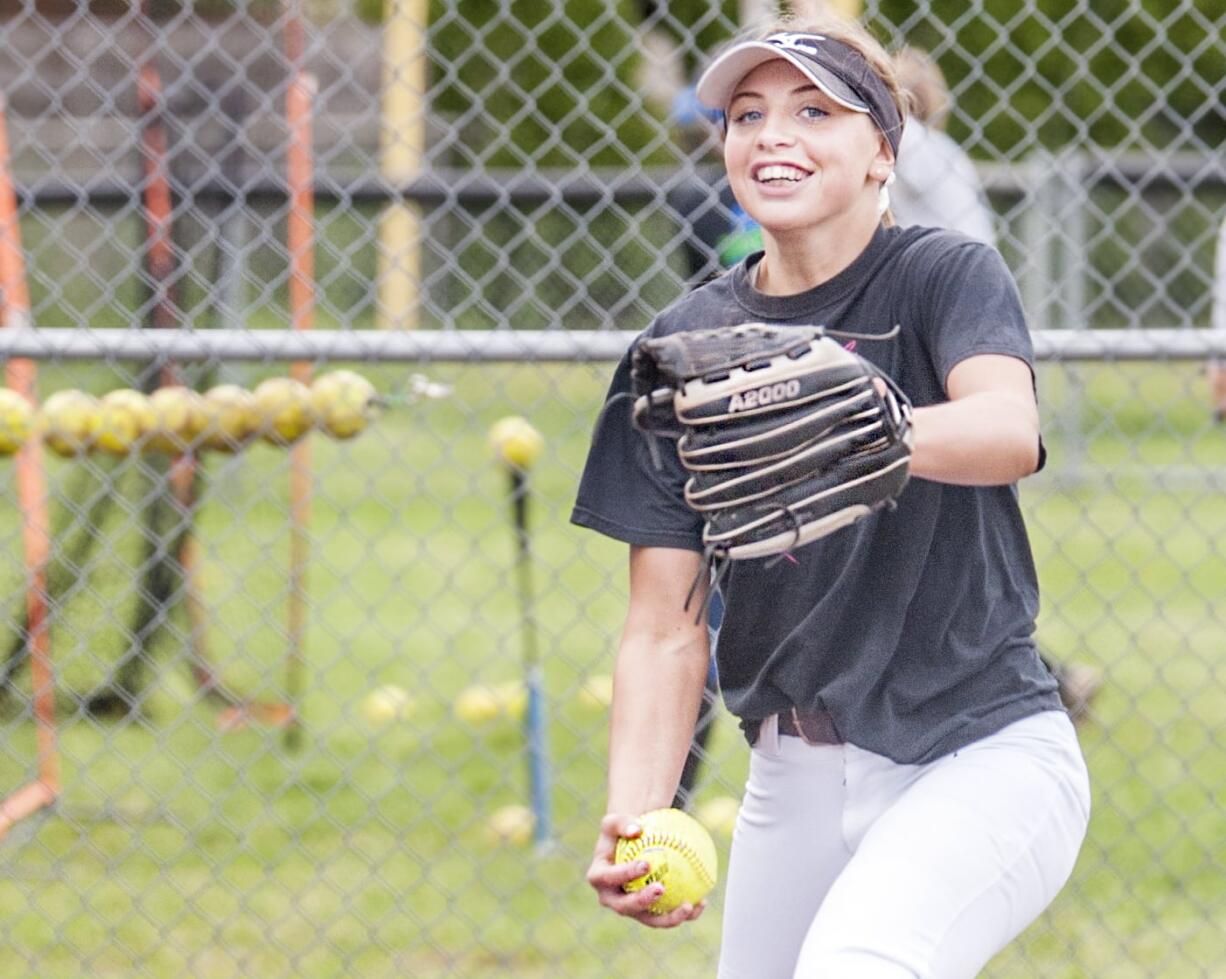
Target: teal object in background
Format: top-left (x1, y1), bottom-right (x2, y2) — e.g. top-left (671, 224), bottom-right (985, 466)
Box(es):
top-left (716, 205), bottom-right (763, 267)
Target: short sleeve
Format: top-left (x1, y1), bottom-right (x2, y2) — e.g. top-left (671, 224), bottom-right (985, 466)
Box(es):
top-left (570, 348), bottom-right (705, 550)
top-left (916, 240), bottom-right (1035, 390)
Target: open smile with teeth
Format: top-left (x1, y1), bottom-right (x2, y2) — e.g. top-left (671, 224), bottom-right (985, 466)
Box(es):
top-left (755, 164), bottom-right (812, 184)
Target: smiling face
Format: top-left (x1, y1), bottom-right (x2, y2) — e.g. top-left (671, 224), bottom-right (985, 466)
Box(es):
top-left (723, 58), bottom-right (894, 238)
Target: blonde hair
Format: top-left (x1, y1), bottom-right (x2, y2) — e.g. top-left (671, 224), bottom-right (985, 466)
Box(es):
top-left (895, 46), bottom-right (951, 129)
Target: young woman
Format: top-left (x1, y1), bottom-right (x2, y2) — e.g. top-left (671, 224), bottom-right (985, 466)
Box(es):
top-left (573, 19), bottom-right (1090, 979)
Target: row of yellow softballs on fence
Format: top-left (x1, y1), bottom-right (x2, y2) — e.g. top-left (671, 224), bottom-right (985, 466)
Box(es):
top-left (0, 370), bottom-right (377, 457)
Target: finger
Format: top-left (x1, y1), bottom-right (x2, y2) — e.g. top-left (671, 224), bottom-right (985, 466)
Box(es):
top-left (632, 899), bottom-right (701, 930)
top-left (588, 859), bottom-right (651, 894)
top-left (599, 813), bottom-right (642, 840)
top-left (605, 881), bottom-right (668, 918)
top-left (591, 814), bottom-right (642, 868)
top-left (592, 872), bottom-right (660, 911)
top-left (636, 894), bottom-right (710, 927)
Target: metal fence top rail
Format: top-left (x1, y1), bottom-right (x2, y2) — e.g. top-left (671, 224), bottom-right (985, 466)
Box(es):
top-left (3, 327), bottom-right (1226, 363)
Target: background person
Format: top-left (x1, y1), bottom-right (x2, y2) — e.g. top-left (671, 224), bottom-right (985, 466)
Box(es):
top-left (889, 45), bottom-right (995, 243)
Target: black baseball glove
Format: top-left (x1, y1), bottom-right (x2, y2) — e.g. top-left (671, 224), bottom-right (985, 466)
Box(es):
top-left (631, 324), bottom-right (913, 577)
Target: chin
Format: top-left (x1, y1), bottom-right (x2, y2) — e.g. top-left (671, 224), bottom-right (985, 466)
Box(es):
top-left (751, 210), bottom-right (826, 236)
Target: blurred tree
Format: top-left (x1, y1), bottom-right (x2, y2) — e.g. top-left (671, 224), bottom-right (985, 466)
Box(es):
top-left (636, 0), bottom-right (740, 76)
top-left (350, 0), bottom-right (743, 168)
top-left (876, 0), bottom-right (1226, 156)
top-left (425, 0), bottom-right (662, 168)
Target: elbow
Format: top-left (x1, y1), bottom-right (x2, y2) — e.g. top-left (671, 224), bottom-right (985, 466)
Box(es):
top-left (1016, 444), bottom-right (1041, 481)
top-left (659, 629), bottom-right (713, 669)
top-left (620, 617), bottom-right (710, 668)
top-left (1004, 420), bottom-right (1043, 482)
top-left (987, 393), bottom-right (1042, 482)
top-left (1019, 407), bottom-right (1044, 476)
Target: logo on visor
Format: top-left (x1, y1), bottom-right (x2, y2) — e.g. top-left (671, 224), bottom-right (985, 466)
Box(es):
top-left (768, 32), bottom-right (828, 55)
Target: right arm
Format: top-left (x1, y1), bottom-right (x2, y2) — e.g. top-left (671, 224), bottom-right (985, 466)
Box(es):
top-left (586, 544), bottom-right (711, 927)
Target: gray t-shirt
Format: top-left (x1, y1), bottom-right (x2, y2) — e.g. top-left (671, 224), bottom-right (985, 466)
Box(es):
top-left (572, 225), bottom-right (1062, 764)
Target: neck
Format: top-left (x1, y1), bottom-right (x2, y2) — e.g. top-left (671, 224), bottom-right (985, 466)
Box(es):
top-left (754, 207), bottom-right (881, 296)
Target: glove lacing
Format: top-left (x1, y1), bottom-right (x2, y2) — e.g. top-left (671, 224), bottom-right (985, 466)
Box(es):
top-left (597, 389), bottom-right (672, 469)
top-left (684, 544), bottom-right (732, 626)
top-left (682, 502), bottom-right (804, 625)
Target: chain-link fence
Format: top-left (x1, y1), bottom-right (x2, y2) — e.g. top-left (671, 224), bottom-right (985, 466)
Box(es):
top-left (0, 1), bottom-right (1224, 976)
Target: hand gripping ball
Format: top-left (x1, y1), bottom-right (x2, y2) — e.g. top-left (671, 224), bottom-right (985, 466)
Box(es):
top-left (614, 807), bottom-right (718, 914)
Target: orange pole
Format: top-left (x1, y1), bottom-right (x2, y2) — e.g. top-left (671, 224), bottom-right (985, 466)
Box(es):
top-left (137, 63), bottom-right (177, 338)
top-left (284, 11), bottom-right (315, 747)
top-left (0, 91), bottom-right (59, 840)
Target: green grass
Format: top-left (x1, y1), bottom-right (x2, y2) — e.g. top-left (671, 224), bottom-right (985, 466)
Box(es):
top-left (0, 361), bottom-right (1224, 977)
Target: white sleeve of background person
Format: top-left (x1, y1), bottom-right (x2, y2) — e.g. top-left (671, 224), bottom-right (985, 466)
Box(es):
top-left (892, 121), bottom-right (996, 246)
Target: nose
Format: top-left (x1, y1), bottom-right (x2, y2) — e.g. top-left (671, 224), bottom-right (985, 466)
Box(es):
top-left (755, 111), bottom-right (796, 150)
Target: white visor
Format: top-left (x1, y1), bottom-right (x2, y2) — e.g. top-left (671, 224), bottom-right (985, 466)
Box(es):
top-left (696, 40), bottom-right (871, 116)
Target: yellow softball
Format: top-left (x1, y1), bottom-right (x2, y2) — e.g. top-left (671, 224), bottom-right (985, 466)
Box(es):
top-left (38, 389), bottom-right (101, 457)
top-left (96, 389), bottom-right (156, 455)
top-left (253, 376), bottom-right (314, 445)
top-left (488, 415), bottom-right (544, 470)
top-left (614, 807), bottom-right (718, 914)
top-left (310, 369), bottom-right (378, 440)
top-left (147, 386), bottom-right (208, 453)
top-left (201, 384), bottom-right (260, 452)
top-left (0, 388), bottom-right (34, 455)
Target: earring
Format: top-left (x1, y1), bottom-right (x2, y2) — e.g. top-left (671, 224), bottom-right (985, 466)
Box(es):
top-left (877, 171), bottom-right (895, 215)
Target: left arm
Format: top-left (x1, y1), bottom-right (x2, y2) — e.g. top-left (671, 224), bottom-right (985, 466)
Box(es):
top-left (908, 353), bottom-right (1041, 486)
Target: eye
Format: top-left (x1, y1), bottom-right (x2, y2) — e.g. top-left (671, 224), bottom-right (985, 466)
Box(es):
top-left (800, 105), bottom-right (829, 121)
top-left (730, 108), bottom-right (763, 125)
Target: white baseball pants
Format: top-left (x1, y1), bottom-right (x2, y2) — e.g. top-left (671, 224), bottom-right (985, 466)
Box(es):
top-left (716, 710), bottom-right (1090, 979)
